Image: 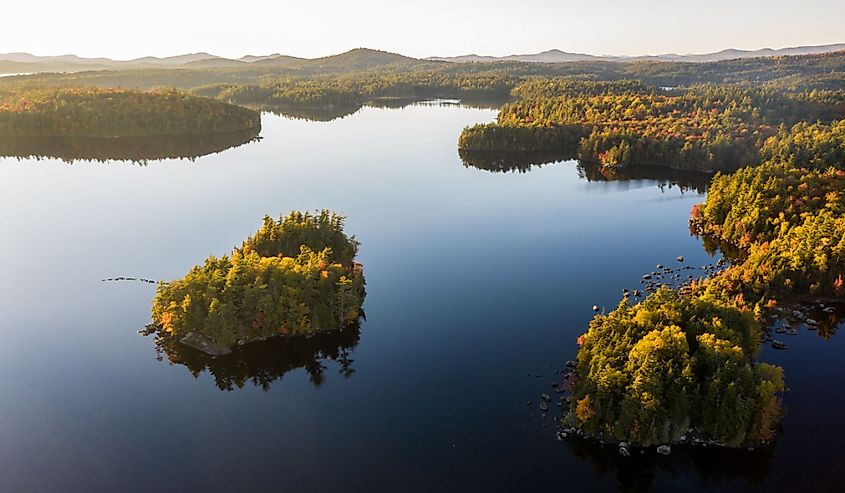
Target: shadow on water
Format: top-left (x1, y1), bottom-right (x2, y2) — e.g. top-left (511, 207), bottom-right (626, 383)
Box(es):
top-left (566, 438), bottom-right (774, 493)
top-left (150, 323), bottom-right (361, 391)
top-left (458, 148), bottom-right (577, 173)
top-left (458, 147), bottom-right (713, 195)
top-left (576, 162), bottom-right (713, 194)
top-left (0, 127), bottom-right (262, 164)
top-left (262, 104), bottom-right (363, 122)
top-left (264, 97), bottom-right (507, 122)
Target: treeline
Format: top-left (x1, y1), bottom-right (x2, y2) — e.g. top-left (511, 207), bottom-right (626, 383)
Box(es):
top-left (460, 84), bottom-right (840, 172)
top-left (567, 117), bottom-right (845, 448)
top-left (0, 87), bottom-right (260, 138)
top-left (193, 80), bottom-right (363, 114)
top-left (152, 211), bottom-right (366, 350)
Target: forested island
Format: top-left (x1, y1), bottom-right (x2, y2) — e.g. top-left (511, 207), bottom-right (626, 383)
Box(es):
top-left (0, 87), bottom-right (260, 138)
top-left (151, 211), bottom-right (365, 355)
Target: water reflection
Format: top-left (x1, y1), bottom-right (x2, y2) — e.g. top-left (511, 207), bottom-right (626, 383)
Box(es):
top-left (576, 163), bottom-right (712, 194)
top-left (0, 127), bottom-right (261, 164)
top-left (262, 103), bottom-right (363, 122)
top-left (150, 323), bottom-right (361, 391)
top-left (459, 147), bottom-right (713, 194)
top-left (566, 438), bottom-right (773, 492)
top-left (458, 148), bottom-right (576, 173)
top-left (264, 97), bottom-right (507, 122)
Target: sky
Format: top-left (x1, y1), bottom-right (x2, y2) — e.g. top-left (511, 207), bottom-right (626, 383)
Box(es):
top-left (2, 0), bottom-right (843, 59)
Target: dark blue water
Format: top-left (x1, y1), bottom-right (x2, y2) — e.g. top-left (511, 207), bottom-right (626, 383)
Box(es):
top-left (0, 104), bottom-right (841, 492)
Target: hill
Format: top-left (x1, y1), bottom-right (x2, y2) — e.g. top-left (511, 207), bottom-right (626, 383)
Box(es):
top-left (300, 48), bottom-right (422, 71)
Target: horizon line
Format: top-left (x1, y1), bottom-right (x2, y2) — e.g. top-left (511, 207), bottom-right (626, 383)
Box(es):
top-left (3, 40), bottom-right (845, 62)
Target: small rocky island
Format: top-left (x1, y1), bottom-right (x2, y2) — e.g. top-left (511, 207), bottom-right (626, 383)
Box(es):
top-left (150, 210), bottom-right (365, 355)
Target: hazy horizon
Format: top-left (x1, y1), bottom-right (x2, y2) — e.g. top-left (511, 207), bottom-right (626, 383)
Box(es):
top-left (4, 41), bottom-right (845, 62)
top-left (3, 0), bottom-right (843, 60)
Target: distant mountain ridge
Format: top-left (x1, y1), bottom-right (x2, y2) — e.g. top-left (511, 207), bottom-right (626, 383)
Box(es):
top-left (2, 44), bottom-right (844, 75)
top-left (0, 48), bottom-right (420, 74)
top-left (428, 43), bottom-right (845, 64)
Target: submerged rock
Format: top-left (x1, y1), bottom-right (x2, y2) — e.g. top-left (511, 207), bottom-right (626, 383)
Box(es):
top-left (771, 340), bottom-right (788, 350)
top-left (656, 445), bottom-right (671, 455)
top-left (180, 332), bottom-right (232, 356)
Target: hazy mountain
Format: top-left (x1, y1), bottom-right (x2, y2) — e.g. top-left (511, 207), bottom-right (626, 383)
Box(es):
top-left (503, 49), bottom-right (601, 63)
top-left (239, 54), bottom-right (283, 62)
top-left (129, 53), bottom-right (220, 66)
top-left (3, 43), bottom-right (844, 76)
top-left (0, 52), bottom-right (226, 73)
top-left (429, 43), bottom-right (845, 64)
top-left (183, 57), bottom-right (247, 68)
top-left (303, 48), bottom-right (420, 70)
top-left (0, 48), bottom-right (418, 74)
top-left (250, 55), bottom-right (308, 68)
top-left (0, 52), bottom-right (116, 65)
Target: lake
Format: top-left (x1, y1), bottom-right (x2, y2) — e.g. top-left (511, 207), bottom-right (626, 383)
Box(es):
top-left (0, 103), bottom-right (842, 492)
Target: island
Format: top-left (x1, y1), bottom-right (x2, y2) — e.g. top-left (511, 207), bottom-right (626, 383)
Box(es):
top-left (0, 87), bottom-right (260, 138)
top-left (150, 210), bottom-right (366, 355)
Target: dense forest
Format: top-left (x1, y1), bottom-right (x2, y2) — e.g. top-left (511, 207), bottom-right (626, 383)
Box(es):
top-left (459, 83), bottom-right (840, 172)
top-left (690, 121), bottom-right (845, 303)
top-left (0, 87), bottom-right (260, 137)
top-left (566, 108), bottom-right (845, 448)
top-left (567, 289), bottom-right (783, 447)
top-left (151, 211), bottom-right (366, 354)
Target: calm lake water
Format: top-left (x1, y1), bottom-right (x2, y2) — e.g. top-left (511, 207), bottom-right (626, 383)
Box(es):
top-left (0, 104), bottom-right (842, 492)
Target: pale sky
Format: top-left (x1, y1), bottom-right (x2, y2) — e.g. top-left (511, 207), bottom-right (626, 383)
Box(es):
top-left (2, 0), bottom-right (843, 59)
